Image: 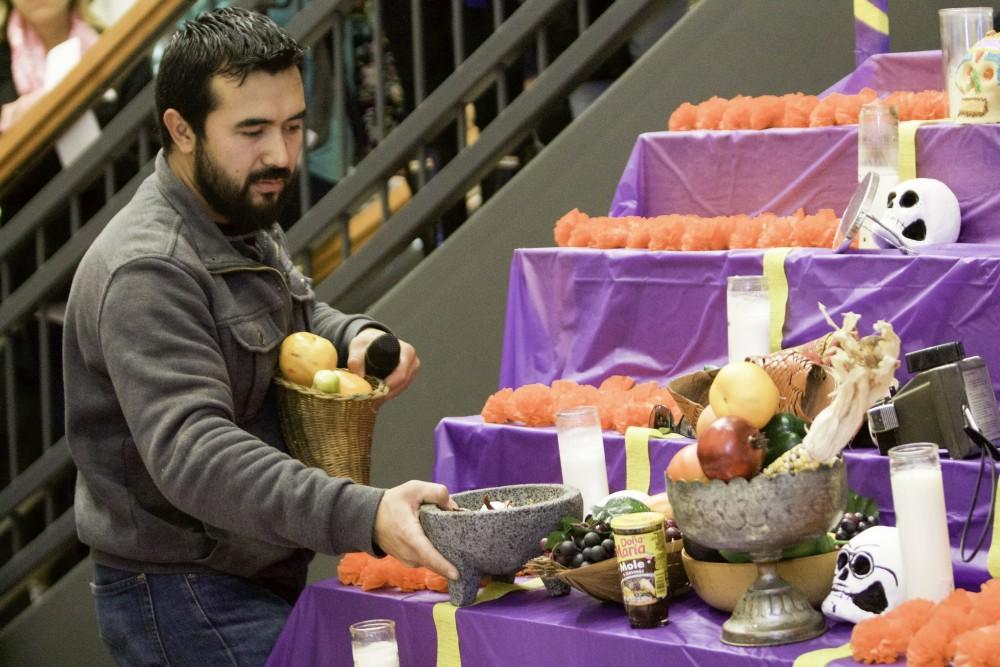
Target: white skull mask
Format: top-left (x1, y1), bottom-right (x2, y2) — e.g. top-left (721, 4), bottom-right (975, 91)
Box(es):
top-left (822, 526), bottom-right (904, 624)
top-left (879, 178), bottom-right (961, 248)
top-left (956, 32), bottom-right (1000, 122)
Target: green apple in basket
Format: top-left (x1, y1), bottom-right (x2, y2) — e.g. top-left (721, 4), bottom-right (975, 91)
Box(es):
top-left (312, 369), bottom-right (372, 395)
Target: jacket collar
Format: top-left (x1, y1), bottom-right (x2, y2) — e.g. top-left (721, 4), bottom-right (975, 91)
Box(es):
top-left (153, 149), bottom-right (278, 272)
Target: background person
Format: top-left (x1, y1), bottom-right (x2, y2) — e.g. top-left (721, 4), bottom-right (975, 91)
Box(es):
top-left (63, 8), bottom-right (456, 665)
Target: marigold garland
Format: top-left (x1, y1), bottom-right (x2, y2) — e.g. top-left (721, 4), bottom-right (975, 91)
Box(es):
top-left (481, 375), bottom-right (682, 434)
top-left (668, 88), bottom-right (946, 131)
top-left (338, 552), bottom-right (449, 593)
top-left (850, 580), bottom-right (1000, 665)
top-left (553, 208), bottom-right (843, 251)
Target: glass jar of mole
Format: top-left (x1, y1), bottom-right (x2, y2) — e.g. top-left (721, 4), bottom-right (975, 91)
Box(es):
top-left (610, 511), bottom-right (669, 628)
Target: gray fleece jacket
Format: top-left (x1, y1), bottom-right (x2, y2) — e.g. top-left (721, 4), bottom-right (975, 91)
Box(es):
top-left (64, 151), bottom-right (386, 594)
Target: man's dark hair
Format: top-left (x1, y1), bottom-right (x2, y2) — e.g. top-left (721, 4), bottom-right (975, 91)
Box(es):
top-left (155, 7), bottom-right (305, 152)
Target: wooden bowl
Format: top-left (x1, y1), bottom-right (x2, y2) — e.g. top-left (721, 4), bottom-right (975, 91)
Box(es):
top-left (681, 549), bottom-right (837, 612)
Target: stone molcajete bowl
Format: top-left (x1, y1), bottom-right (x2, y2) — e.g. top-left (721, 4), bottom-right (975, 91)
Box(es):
top-left (419, 484), bottom-right (583, 606)
top-left (667, 459), bottom-right (847, 647)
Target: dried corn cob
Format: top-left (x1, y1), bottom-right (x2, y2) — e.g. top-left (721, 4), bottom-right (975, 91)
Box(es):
top-left (763, 443), bottom-right (825, 475)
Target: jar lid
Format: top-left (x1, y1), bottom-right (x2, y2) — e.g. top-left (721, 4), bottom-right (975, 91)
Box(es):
top-left (610, 511), bottom-right (664, 532)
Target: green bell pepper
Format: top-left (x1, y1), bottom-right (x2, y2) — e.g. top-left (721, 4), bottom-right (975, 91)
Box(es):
top-left (762, 412), bottom-right (809, 467)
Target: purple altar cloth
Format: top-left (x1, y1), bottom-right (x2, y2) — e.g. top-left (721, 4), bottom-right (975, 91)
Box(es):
top-left (267, 577), bottom-right (862, 667)
top-left (433, 416), bottom-right (991, 592)
top-left (498, 246), bottom-right (1000, 398)
top-left (609, 50), bottom-right (1000, 243)
top-left (607, 123), bottom-right (1000, 243)
top-left (823, 50), bottom-right (940, 96)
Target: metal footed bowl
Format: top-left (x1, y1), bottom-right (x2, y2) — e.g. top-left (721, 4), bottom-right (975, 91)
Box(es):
top-left (667, 460), bottom-right (847, 647)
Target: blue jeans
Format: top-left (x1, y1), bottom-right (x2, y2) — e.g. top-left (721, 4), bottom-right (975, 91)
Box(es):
top-left (91, 564), bottom-right (292, 666)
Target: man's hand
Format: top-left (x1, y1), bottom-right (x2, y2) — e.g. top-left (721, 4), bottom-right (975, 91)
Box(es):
top-left (346, 329), bottom-right (419, 400)
top-left (373, 481), bottom-right (458, 581)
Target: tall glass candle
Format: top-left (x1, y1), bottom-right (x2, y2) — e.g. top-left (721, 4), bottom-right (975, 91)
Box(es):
top-left (555, 406), bottom-right (609, 514)
top-left (726, 275), bottom-right (770, 363)
top-left (889, 443), bottom-right (954, 603)
top-left (858, 100), bottom-right (899, 247)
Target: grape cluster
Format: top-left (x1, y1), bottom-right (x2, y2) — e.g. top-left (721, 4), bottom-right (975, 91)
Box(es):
top-left (540, 521), bottom-right (615, 568)
top-left (835, 512), bottom-right (879, 542)
top-left (664, 518), bottom-right (682, 542)
top-left (540, 517), bottom-right (684, 569)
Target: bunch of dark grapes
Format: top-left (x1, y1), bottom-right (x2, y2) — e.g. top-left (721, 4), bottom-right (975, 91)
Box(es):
top-left (539, 521), bottom-right (615, 568)
top-left (834, 512), bottom-right (879, 542)
top-left (664, 518), bottom-right (682, 542)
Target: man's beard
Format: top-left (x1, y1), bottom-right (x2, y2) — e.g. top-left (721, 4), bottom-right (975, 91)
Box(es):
top-left (194, 142), bottom-right (296, 232)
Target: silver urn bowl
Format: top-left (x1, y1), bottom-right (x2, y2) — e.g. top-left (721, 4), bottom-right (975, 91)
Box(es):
top-left (667, 459), bottom-right (847, 646)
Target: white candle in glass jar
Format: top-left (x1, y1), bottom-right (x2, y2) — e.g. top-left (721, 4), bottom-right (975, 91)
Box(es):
top-left (350, 619), bottom-right (399, 667)
top-left (352, 640), bottom-right (399, 667)
top-left (889, 444), bottom-right (954, 603)
top-left (555, 406), bottom-right (609, 514)
top-left (726, 276), bottom-right (770, 363)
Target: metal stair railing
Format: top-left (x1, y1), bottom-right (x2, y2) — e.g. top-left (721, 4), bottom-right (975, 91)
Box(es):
top-left (293, 0), bottom-right (663, 309)
top-left (0, 0), bottom-right (191, 190)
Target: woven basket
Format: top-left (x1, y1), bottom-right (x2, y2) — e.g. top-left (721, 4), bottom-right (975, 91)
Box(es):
top-left (525, 539), bottom-right (689, 604)
top-left (274, 374), bottom-right (388, 484)
top-left (667, 346), bottom-right (836, 426)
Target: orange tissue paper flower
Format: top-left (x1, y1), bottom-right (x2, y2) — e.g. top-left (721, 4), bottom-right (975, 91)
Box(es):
top-left (337, 552), bottom-right (368, 586)
top-left (510, 383), bottom-right (554, 427)
top-left (907, 592), bottom-right (983, 667)
top-left (424, 570), bottom-right (450, 594)
top-left (851, 598), bottom-right (936, 664)
top-left (953, 623), bottom-right (1000, 667)
top-left (481, 387), bottom-right (514, 424)
top-left (554, 208), bottom-right (587, 247)
top-left (599, 375), bottom-right (636, 392)
top-left (668, 101), bottom-right (697, 131)
top-left (694, 96), bottom-right (728, 130)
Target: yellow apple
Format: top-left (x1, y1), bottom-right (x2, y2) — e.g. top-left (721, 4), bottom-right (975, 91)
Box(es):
top-left (707, 361), bottom-right (780, 429)
top-left (279, 332), bottom-right (338, 387)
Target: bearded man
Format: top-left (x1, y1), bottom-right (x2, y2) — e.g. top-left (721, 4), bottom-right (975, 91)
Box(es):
top-left (63, 8), bottom-right (456, 665)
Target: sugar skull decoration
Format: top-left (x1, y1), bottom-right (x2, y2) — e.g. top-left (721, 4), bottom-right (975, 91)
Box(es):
top-left (877, 178), bottom-right (961, 249)
top-left (955, 31), bottom-right (1000, 121)
top-left (822, 526), bottom-right (904, 624)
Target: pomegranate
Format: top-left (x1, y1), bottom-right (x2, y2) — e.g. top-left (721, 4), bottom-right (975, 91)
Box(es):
top-left (696, 415), bottom-right (767, 481)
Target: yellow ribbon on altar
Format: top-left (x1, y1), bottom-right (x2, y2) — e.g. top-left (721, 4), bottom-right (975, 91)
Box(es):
top-left (433, 578), bottom-right (545, 667)
top-left (793, 641), bottom-right (854, 667)
top-left (763, 247), bottom-right (793, 352)
top-left (624, 426), bottom-right (674, 494)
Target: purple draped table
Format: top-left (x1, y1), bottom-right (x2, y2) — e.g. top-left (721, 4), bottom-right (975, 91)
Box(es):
top-left (432, 417), bottom-right (991, 593)
top-left (265, 418), bottom-right (991, 667)
top-left (267, 577), bottom-right (859, 667)
top-left (609, 51), bottom-right (1000, 245)
top-left (499, 246), bottom-right (1000, 398)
